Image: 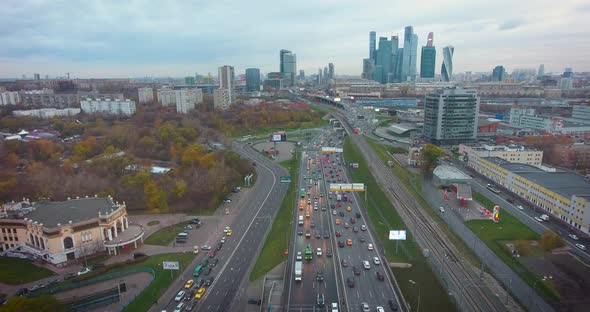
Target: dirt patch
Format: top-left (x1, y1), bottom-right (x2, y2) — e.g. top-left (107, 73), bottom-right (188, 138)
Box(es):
top-left (521, 252), bottom-right (590, 311)
top-left (253, 141), bottom-right (295, 163)
top-left (389, 262), bottom-right (412, 268)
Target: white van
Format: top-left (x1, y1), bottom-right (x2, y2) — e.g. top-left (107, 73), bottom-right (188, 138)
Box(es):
top-left (298, 216), bottom-right (304, 225)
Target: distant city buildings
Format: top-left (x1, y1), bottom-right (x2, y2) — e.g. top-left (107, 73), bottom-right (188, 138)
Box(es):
top-left (401, 26), bottom-right (418, 82)
top-left (13, 108), bottom-right (80, 118)
top-left (572, 105), bottom-right (590, 121)
top-left (364, 27), bottom-right (419, 83)
top-left (492, 66), bottom-right (505, 82)
top-left (18, 90), bottom-right (123, 108)
top-left (245, 68), bottom-right (261, 92)
top-left (137, 87), bottom-right (153, 103)
top-left (81, 98), bottom-right (136, 116)
top-left (328, 63), bottom-right (335, 81)
top-left (420, 33), bottom-right (436, 79)
top-left (299, 70), bottom-right (305, 81)
top-left (441, 46), bottom-right (454, 82)
top-left (0, 91), bottom-right (20, 105)
top-left (538, 64), bottom-right (545, 77)
top-left (280, 49), bottom-right (297, 87)
top-left (156, 88), bottom-right (176, 106)
top-left (175, 88), bottom-right (202, 114)
top-left (423, 87), bottom-right (480, 145)
top-left (218, 65), bottom-right (235, 103)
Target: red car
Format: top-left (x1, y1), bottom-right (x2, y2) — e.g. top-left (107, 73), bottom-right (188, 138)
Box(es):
top-left (349, 198), bottom-right (353, 203)
top-left (335, 231), bottom-right (341, 237)
top-left (208, 250), bottom-right (216, 258)
top-left (337, 203), bottom-right (342, 207)
top-left (350, 218), bottom-right (356, 224)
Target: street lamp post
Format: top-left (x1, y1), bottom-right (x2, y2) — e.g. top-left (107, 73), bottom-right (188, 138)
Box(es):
top-left (409, 280), bottom-right (421, 312)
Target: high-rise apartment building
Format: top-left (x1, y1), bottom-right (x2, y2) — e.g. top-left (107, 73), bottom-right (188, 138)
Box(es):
top-left (280, 49), bottom-right (297, 87)
top-left (328, 63), bottom-right (335, 80)
top-left (245, 68), bottom-right (261, 92)
top-left (441, 46), bottom-right (454, 82)
top-left (401, 26), bottom-right (418, 82)
top-left (81, 98), bottom-right (136, 116)
top-left (137, 87), bottom-right (154, 103)
top-left (420, 33), bottom-right (436, 79)
top-left (157, 88), bottom-right (176, 106)
top-left (213, 89), bottom-right (232, 110)
top-left (423, 87), bottom-right (480, 145)
top-left (218, 65), bottom-right (235, 103)
top-left (0, 91), bottom-right (20, 106)
top-left (369, 31), bottom-right (377, 63)
top-left (492, 66), bottom-right (505, 82)
top-left (175, 88), bottom-right (203, 114)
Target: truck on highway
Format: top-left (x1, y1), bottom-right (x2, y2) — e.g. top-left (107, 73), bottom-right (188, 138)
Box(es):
top-left (300, 188), bottom-right (306, 198)
top-left (294, 261), bottom-right (302, 281)
top-left (336, 194), bottom-right (342, 201)
top-left (305, 245), bottom-right (313, 261)
top-left (486, 184), bottom-right (501, 194)
top-left (540, 214), bottom-right (550, 221)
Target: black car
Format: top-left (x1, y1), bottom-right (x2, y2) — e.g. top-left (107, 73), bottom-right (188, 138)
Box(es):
top-left (315, 232), bottom-right (321, 239)
top-left (216, 243), bottom-right (223, 251)
top-left (323, 232), bottom-right (330, 239)
top-left (63, 272), bottom-right (77, 280)
top-left (46, 279), bottom-right (60, 286)
top-left (195, 278), bottom-right (204, 288)
top-left (14, 288), bottom-right (28, 297)
top-left (189, 218), bottom-right (201, 225)
top-left (316, 271), bottom-right (324, 281)
top-left (201, 259), bottom-right (209, 267)
top-left (338, 240), bottom-right (345, 248)
top-left (298, 229), bottom-right (303, 236)
top-left (330, 204), bottom-right (335, 209)
top-left (339, 211), bottom-right (345, 217)
top-left (248, 298), bottom-right (262, 305)
top-left (205, 277), bottom-right (214, 286)
top-left (356, 212), bottom-right (361, 219)
top-left (187, 289), bottom-right (197, 300)
top-left (347, 277), bottom-right (355, 288)
top-left (326, 249), bottom-right (333, 257)
top-left (316, 293), bottom-right (325, 307)
top-left (204, 267), bottom-right (212, 276)
top-left (353, 266), bottom-right (361, 276)
top-left (506, 198), bottom-right (514, 204)
top-left (376, 271), bottom-right (384, 281)
top-left (210, 258), bottom-right (219, 267)
top-left (388, 299), bottom-right (399, 311)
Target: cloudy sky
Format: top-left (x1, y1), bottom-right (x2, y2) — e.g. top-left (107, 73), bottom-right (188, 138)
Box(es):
top-left (1, 0), bottom-right (589, 78)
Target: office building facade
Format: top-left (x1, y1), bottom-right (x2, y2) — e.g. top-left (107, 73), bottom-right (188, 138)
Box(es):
top-left (369, 31), bottom-right (377, 63)
top-left (137, 87), bottom-right (154, 103)
top-left (280, 49), bottom-right (297, 87)
top-left (245, 68), bottom-right (261, 92)
top-left (0, 91), bottom-right (20, 105)
top-left (492, 66), bottom-right (505, 82)
top-left (401, 26), bottom-right (418, 82)
top-left (423, 87), bottom-right (480, 145)
top-left (328, 63), bottom-right (335, 80)
top-left (420, 46), bottom-right (436, 79)
top-left (441, 46), bottom-right (454, 82)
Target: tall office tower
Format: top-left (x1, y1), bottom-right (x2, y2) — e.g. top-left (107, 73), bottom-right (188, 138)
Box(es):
top-left (538, 64), bottom-right (545, 77)
top-left (280, 49), bottom-right (297, 86)
top-left (185, 76), bottom-right (196, 85)
top-left (390, 36), bottom-right (400, 82)
top-left (563, 67), bottom-right (573, 78)
top-left (245, 68), bottom-right (261, 92)
top-left (441, 46), bottom-right (454, 82)
top-left (376, 37), bottom-right (392, 83)
top-left (218, 65), bottom-right (235, 102)
top-left (423, 87), bottom-right (480, 145)
top-left (362, 58), bottom-right (374, 80)
top-left (323, 67), bottom-right (329, 83)
top-left (33, 73), bottom-right (40, 80)
top-left (394, 48), bottom-right (404, 82)
top-left (420, 33), bottom-right (436, 79)
top-left (138, 87), bottom-right (154, 103)
top-left (299, 70), bottom-right (305, 81)
top-left (175, 88), bottom-right (203, 114)
top-left (369, 31), bottom-right (377, 63)
top-left (401, 26), bottom-right (418, 81)
top-left (492, 66), bottom-right (506, 82)
top-left (328, 63), bottom-right (335, 80)
top-left (318, 68), bottom-right (323, 84)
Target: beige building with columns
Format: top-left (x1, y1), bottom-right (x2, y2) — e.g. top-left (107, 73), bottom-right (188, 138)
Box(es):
top-left (0, 196), bottom-right (144, 266)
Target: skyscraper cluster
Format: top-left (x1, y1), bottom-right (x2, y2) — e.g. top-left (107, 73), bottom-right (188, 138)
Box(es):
top-left (363, 27), bottom-right (454, 83)
top-left (318, 63), bottom-right (335, 84)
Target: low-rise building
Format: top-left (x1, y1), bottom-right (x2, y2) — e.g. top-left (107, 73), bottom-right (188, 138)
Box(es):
top-left (468, 156), bottom-right (590, 235)
top-left (81, 98), bottom-right (136, 116)
top-left (19, 90), bottom-right (124, 108)
top-left (0, 197), bottom-right (144, 266)
top-left (13, 108), bottom-right (80, 118)
top-left (459, 143), bottom-right (543, 167)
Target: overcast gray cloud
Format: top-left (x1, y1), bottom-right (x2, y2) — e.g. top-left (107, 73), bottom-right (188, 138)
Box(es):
top-left (0, 0), bottom-right (589, 78)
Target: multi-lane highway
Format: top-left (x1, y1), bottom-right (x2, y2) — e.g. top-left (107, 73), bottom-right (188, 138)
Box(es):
top-left (285, 128), bottom-right (403, 312)
top-left (158, 142), bottom-right (289, 312)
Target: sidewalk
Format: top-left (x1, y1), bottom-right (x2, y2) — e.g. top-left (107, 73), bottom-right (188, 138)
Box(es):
top-left (242, 261), bottom-right (286, 312)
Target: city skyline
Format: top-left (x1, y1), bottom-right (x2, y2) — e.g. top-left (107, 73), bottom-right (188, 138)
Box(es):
top-left (1, 0), bottom-right (589, 78)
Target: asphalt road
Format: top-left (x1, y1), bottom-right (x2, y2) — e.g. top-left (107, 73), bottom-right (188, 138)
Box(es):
top-left (160, 142), bottom-right (289, 312)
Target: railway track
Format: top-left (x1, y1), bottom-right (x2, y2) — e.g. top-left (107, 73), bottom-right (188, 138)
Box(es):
top-left (332, 110), bottom-right (509, 312)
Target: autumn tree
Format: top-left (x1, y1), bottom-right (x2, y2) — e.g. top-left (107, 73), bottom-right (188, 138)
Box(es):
top-left (173, 180), bottom-right (187, 198)
top-left (539, 231), bottom-right (565, 251)
top-left (0, 295), bottom-right (64, 312)
top-left (182, 143), bottom-right (204, 167)
top-left (421, 144), bottom-right (446, 173)
top-left (6, 153), bottom-right (19, 167)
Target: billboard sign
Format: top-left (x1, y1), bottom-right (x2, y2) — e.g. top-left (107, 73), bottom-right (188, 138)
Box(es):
top-left (270, 132), bottom-right (287, 142)
top-left (321, 147), bottom-right (344, 153)
top-left (280, 176), bottom-right (292, 183)
top-left (389, 230), bottom-right (407, 240)
top-left (349, 163), bottom-right (359, 169)
top-left (163, 261), bottom-right (179, 270)
top-left (329, 183), bottom-right (365, 192)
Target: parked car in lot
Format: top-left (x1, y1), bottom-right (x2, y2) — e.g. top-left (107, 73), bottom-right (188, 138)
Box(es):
top-left (77, 267), bottom-right (91, 276)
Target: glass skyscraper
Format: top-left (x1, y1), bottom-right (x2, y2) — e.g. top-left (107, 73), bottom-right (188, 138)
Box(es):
top-left (401, 26), bottom-right (418, 82)
top-left (280, 49), bottom-right (297, 87)
top-left (492, 66), bottom-right (505, 82)
top-left (420, 46), bottom-right (436, 79)
top-left (369, 31), bottom-right (377, 63)
top-left (441, 46), bottom-right (454, 82)
top-left (245, 68), bottom-right (261, 92)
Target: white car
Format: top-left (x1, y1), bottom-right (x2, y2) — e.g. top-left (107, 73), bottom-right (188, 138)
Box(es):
top-left (173, 302), bottom-right (185, 312)
top-left (516, 205), bottom-right (524, 210)
top-left (224, 226), bottom-right (231, 233)
top-left (575, 243), bottom-right (587, 251)
top-left (367, 243), bottom-right (374, 251)
top-left (201, 244), bottom-right (212, 250)
top-left (77, 267), bottom-right (91, 276)
top-left (317, 248), bottom-right (323, 256)
top-left (332, 210), bottom-right (337, 215)
top-left (296, 251), bottom-right (302, 261)
top-left (362, 260), bottom-right (371, 269)
top-left (331, 302), bottom-right (339, 312)
top-left (534, 217), bottom-right (544, 222)
top-left (360, 225), bottom-right (367, 231)
top-left (223, 198), bottom-right (232, 203)
top-left (373, 257), bottom-right (380, 265)
top-left (438, 206), bottom-right (445, 213)
top-left (361, 302), bottom-right (370, 312)
top-left (174, 290), bottom-right (186, 302)
top-left (569, 234), bottom-right (579, 240)
top-left (376, 306), bottom-right (385, 312)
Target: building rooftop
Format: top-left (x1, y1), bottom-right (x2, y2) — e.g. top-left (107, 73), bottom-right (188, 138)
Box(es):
top-left (389, 123), bottom-right (419, 135)
top-left (23, 197), bottom-right (118, 229)
top-left (483, 157), bottom-right (590, 199)
top-left (433, 165), bottom-right (472, 181)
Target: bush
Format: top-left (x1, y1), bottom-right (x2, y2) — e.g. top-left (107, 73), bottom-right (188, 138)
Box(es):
top-left (515, 240), bottom-right (532, 257)
top-left (73, 256), bottom-right (149, 282)
top-left (539, 231), bottom-right (565, 251)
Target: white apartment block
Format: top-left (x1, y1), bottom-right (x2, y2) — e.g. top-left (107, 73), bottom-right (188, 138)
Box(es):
top-left (213, 89), bottom-right (232, 110)
top-left (175, 88), bottom-right (203, 114)
top-left (80, 98), bottom-right (136, 116)
top-left (157, 88), bottom-right (176, 106)
top-left (138, 87), bottom-right (154, 103)
top-left (0, 92), bottom-right (20, 105)
top-left (572, 105), bottom-right (590, 121)
top-left (13, 108), bottom-right (81, 118)
top-left (459, 143), bottom-right (543, 167)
